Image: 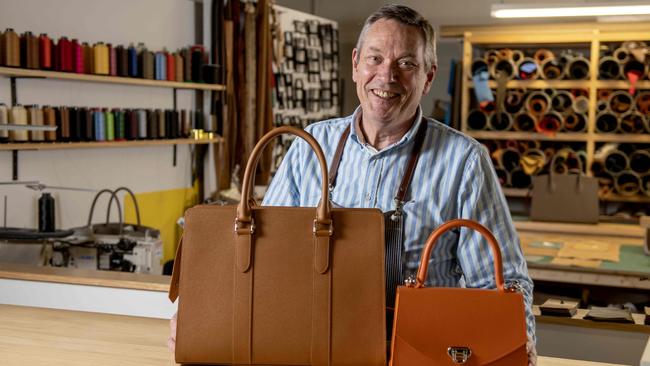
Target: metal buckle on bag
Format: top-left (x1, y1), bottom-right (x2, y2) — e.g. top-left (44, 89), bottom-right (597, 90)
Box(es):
top-left (505, 280), bottom-right (524, 293)
top-left (312, 219), bottom-right (333, 236)
top-left (234, 218), bottom-right (255, 234)
top-left (404, 275), bottom-right (417, 288)
top-left (447, 347), bottom-right (472, 364)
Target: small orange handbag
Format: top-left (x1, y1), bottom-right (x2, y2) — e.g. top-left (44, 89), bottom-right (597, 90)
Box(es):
top-left (390, 219), bottom-right (527, 365)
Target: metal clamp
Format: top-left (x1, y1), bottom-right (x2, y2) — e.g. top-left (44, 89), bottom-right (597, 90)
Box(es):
top-left (390, 199), bottom-right (405, 222)
top-left (312, 219), bottom-right (333, 236)
top-left (447, 347), bottom-right (472, 364)
top-left (234, 217), bottom-right (255, 235)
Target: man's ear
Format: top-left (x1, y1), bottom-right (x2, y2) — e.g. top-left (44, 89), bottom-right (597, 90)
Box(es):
top-left (351, 48), bottom-right (359, 83)
top-left (422, 64), bottom-right (437, 95)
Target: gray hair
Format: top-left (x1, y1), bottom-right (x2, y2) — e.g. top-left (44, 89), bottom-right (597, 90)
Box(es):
top-left (355, 4), bottom-right (437, 70)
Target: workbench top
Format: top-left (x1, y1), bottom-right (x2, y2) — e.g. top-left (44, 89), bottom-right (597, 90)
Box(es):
top-left (0, 304), bottom-right (628, 366)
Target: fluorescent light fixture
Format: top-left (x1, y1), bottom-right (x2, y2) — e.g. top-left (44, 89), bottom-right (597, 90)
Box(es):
top-left (491, 2), bottom-right (650, 18)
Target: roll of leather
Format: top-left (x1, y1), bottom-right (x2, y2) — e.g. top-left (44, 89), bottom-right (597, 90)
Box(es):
top-left (57, 37), bottom-right (72, 72)
top-left (516, 57), bottom-right (538, 80)
top-left (483, 49), bottom-right (500, 65)
top-left (642, 174), bottom-right (650, 197)
top-left (93, 109), bottom-right (105, 141)
top-left (155, 51), bottom-right (166, 80)
top-left (39, 33), bottom-right (52, 70)
top-left (619, 111), bottom-right (646, 133)
top-left (26, 105), bottom-right (44, 141)
top-left (105, 108), bottom-right (114, 141)
top-left (511, 50), bottom-right (524, 64)
top-left (526, 91), bottom-right (551, 117)
top-left (83, 107), bottom-right (93, 141)
top-left (93, 42), bottom-right (109, 75)
top-left (630, 150), bottom-right (650, 175)
top-left (615, 172), bottom-right (641, 196)
top-left (541, 58), bottom-right (563, 80)
top-left (115, 45), bottom-right (128, 77)
top-left (534, 49), bottom-right (555, 64)
top-left (166, 52), bottom-right (176, 81)
top-left (175, 51), bottom-right (184, 82)
top-left (490, 58), bottom-right (516, 80)
top-left (0, 103), bottom-right (9, 141)
top-left (635, 92), bottom-right (650, 115)
top-left (520, 149), bottom-right (546, 175)
top-left (513, 112), bottom-right (536, 131)
top-left (72, 39), bottom-right (84, 74)
top-left (137, 109), bottom-right (147, 139)
top-left (609, 91), bottom-right (633, 114)
top-left (595, 111), bottom-right (618, 133)
top-left (191, 45), bottom-right (205, 82)
top-left (1, 28), bottom-right (20, 67)
top-left (551, 90), bottom-right (574, 115)
top-left (563, 113), bottom-right (587, 132)
top-left (128, 43), bottom-right (138, 77)
top-left (114, 109), bottom-right (125, 141)
top-left (471, 59), bottom-right (488, 75)
top-left (613, 47), bottom-right (629, 63)
top-left (536, 111), bottom-right (563, 133)
top-left (504, 89), bottom-right (526, 114)
top-left (489, 112), bottom-right (513, 131)
top-left (599, 56), bottom-right (621, 80)
top-left (566, 56), bottom-right (590, 80)
top-left (604, 149), bottom-right (629, 175)
top-left (57, 106), bottom-right (70, 141)
top-left (510, 168), bottom-right (532, 189)
top-left (142, 50), bottom-right (154, 79)
top-left (69, 107), bottom-right (81, 142)
top-left (9, 105), bottom-right (28, 142)
top-left (108, 43), bottom-right (117, 76)
top-left (467, 109), bottom-right (488, 130)
top-left (573, 95), bottom-right (589, 114)
top-left (82, 42), bottom-right (93, 74)
top-left (157, 109), bottom-right (166, 138)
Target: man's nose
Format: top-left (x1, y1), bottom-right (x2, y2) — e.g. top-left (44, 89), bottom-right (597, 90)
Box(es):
top-left (376, 61), bottom-right (397, 82)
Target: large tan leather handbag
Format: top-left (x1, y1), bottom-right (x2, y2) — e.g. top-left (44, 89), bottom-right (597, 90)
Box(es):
top-left (169, 126), bottom-right (386, 365)
top-left (390, 219), bottom-right (527, 366)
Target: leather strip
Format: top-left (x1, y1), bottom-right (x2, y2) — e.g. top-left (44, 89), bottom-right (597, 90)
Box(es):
top-left (233, 231), bottom-right (253, 364)
top-left (168, 237), bottom-right (183, 302)
top-left (235, 228), bottom-right (253, 273)
top-left (311, 238), bottom-right (332, 366)
top-left (327, 125), bottom-right (350, 190)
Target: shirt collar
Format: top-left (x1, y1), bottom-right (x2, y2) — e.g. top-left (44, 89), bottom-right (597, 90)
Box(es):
top-left (350, 105), bottom-right (424, 151)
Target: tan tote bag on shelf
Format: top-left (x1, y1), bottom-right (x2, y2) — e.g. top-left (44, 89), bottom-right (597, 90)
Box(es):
top-left (169, 126), bottom-right (386, 365)
top-left (390, 219), bottom-right (527, 366)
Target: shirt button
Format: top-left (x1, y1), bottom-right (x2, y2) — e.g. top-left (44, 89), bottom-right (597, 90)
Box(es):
top-left (365, 193), bottom-right (371, 201)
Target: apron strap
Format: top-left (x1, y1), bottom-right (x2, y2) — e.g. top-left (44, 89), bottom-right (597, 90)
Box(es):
top-left (328, 125), bottom-right (350, 191)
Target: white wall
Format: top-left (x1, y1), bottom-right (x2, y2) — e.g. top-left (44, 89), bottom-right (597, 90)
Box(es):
top-left (0, 0), bottom-right (205, 230)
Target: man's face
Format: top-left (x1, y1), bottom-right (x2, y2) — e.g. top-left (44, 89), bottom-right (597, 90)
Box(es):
top-left (352, 19), bottom-right (436, 126)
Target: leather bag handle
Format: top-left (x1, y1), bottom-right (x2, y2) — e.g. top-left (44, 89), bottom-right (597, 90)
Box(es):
top-left (105, 186), bottom-right (142, 227)
top-left (237, 126), bottom-right (331, 227)
top-left (415, 219), bottom-right (505, 292)
top-left (86, 188), bottom-right (123, 235)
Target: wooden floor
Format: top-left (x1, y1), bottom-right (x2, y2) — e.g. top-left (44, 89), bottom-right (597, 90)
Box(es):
top-left (0, 304), bottom-right (627, 366)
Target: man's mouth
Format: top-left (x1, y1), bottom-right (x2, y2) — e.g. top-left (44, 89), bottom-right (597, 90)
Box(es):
top-left (371, 89), bottom-right (399, 99)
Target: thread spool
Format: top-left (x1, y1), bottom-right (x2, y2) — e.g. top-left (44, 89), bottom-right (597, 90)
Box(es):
top-left (38, 192), bottom-right (55, 232)
top-left (609, 91), bottom-right (633, 114)
top-left (490, 58), bottom-right (516, 80)
top-left (10, 105), bottom-right (28, 142)
top-left (147, 109), bottom-right (158, 139)
top-left (93, 42), bottom-right (109, 75)
top-left (137, 109), bottom-right (147, 139)
top-left (128, 43), bottom-right (138, 77)
top-left (595, 111), bottom-right (618, 133)
top-left (57, 37), bottom-right (72, 72)
top-left (142, 50), bottom-right (154, 79)
top-left (510, 168), bottom-right (532, 189)
top-left (489, 112), bottom-right (513, 131)
top-left (175, 52), bottom-right (184, 82)
top-left (105, 108), bottom-right (114, 141)
top-left (516, 57), bottom-right (539, 80)
top-left (615, 172), bottom-right (641, 196)
top-left (82, 42), bottom-right (93, 74)
top-left (642, 174), bottom-right (650, 197)
top-left (191, 45), bottom-right (205, 82)
top-left (534, 49), bottom-right (555, 64)
top-left (629, 150), bottom-right (650, 175)
top-left (68, 107), bottom-right (81, 142)
top-left (38, 33), bottom-right (52, 70)
top-left (541, 58), bottom-right (564, 80)
top-left (513, 112), bottom-right (536, 132)
top-left (181, 109), bottom-right (189, 137)
top-left (115, 45), bottom-right (127, 77)
top-left (165, 110), bottom-right (173, 138)
top-left (93, 109), bottom-right (105, 141)
top-left (171, 110), bottom-right (180, 138)
top-left (27, 105), bottom-right (45, 141)
top-left (1, 28), bottom-right (20, 66)
top-left (83, 108), bottom-right (94, 141)
top-left (619, 111), bottom-right (646, 134)
top-left (526, 91), bottom-right (551, 117)
top-left (537, 111), bottom-right (563, 133)
top-left (0, 103), bottom-right (8, 141)
top-left (563, 113), bottom-right (587, 132)
top-left (599, 56), bottom-right (621, 80)
top-left (613, 47), bottom-right (629, 63)
top-left (155, 51), bottom-right (166, 80)
top-left (551, 90), bottom-right (574, 115)
top-left (114, 109), bottom-right (125, 141)
top-left (182, 48), bottom-right (192, 82)
top-left (72, 39), bottom-right (84, 74)
top-left (166, 52), bottom-right (176, 81)
top-left (604, 149), bottom-right (629, 175)
top-left (573, 95), bottom-right (589, 114)
top-left (504, 89), bottom-right (526, 113)
top-left (156, 109), bottom-right (166, 138)
top-left (467, 109), bottom-right (489, 130)
top-left (566, 56), bottom-right (590, 80)
top-left (21, 31), bottom-right (39, 69)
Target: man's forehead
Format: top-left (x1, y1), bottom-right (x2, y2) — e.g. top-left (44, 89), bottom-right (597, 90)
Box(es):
top-left (362, 19), bottom-right (424, 50)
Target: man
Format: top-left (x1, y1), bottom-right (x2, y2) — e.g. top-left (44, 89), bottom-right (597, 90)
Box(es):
top-left (171, 4), bottom-right (537, 364)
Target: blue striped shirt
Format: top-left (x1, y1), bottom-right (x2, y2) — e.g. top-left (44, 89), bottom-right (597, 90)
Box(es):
top-left (263, 106), bottom-right (536, 342)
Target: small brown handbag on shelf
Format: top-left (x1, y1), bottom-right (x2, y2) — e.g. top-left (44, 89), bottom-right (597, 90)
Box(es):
top-left (390, 219), bottom-right (528, 366)
top-left (169, 126), bottom-right (386, 365)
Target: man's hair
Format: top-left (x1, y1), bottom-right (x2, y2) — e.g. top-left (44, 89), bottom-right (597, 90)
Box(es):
top-left (355, 4), bottom-right (437, 71)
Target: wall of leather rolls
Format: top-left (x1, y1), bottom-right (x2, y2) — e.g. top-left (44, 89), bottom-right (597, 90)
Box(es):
top-left (0, 28), bottom-right (220, 84)
top-left (599, 41), bottom-right (650, 81)
top-left (0, 103), bottom-right (212, 143)
top-left (481, 139), bottom-right (587, 189)
top-left (595, 89), bottom-right (650, 134)
top-left (468, 88), bottom-right (590, 133)
top-left (591, 143), bottom-right (650, 197)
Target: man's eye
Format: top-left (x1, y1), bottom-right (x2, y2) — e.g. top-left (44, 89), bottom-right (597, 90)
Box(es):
top-left (398, 60), bottom-right (416, 69)
top-left (367, 56), bottom-right (381, 64)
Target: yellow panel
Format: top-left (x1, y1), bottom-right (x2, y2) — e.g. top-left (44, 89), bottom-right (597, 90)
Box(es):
top-left (123, 186), bottom-right (198, 264)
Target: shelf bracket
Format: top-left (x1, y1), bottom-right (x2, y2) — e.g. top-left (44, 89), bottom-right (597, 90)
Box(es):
top-left (172, 144), bottom-right (177, 167)
top-left (10, 77), bottom-right (17, 106)
top-left (12, 150), bottom-right (18, 181)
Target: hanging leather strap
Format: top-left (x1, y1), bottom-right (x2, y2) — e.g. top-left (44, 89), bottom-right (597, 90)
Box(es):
top-left (329, 119), bottom-right (428, 204)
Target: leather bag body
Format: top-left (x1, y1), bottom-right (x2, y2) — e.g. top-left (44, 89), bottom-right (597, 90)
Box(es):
top-left (390, 219), bottom-right (527, 366)
top-left (169, 126), bottom-right (386, 365)
top-left (530, 149), bottom-right (599, 224)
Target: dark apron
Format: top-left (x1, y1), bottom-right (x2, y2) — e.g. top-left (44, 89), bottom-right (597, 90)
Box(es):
top-left (328, 119), bottom-right (427, 340)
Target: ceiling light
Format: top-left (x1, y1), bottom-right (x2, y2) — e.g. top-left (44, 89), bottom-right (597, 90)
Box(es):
top-left (491, 2), bottom-right (650, 18)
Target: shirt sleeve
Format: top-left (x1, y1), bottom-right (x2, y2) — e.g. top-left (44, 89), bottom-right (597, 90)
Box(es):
top-left (456, 144), bottom-right (537, 344)
top-left (262, 137), bottom-right (303, 207)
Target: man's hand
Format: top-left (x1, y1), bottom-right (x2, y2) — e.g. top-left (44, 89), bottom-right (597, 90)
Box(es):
top-left (527, 339), bottom-right (537, 366)
top-left (167, 312), bottom-right (177, 353)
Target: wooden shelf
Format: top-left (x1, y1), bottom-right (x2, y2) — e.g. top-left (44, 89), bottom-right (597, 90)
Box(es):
top-left (503, 187), bottom-right (650, 203)
top-left (593, 134), bottom-right (650, 143)
top-left (502, 188), bottom-right (530, 197)
top-left (597, 80), bottom-right (650, 89)
top-left (469, 80), bottom-right (650, 90)
top-left (0, 137), bottom-right (222, 151)
top-left (468, 131), bottom-right (589, 142)
top-left (0, 66), bottom-right (226, 91)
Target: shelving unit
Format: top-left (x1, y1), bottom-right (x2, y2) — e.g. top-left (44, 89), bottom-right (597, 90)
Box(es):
top-left (445, 22), bottom-right (650, 206)
top-left (0, 138), bottom-right (222, 151)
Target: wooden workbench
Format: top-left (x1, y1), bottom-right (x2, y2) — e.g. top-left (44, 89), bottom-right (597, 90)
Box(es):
top-left (0, 304), bottom-right (629, 366)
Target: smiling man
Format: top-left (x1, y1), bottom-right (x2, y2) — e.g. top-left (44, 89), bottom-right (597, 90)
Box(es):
top-left (170, 3), bottom-right (537, 364)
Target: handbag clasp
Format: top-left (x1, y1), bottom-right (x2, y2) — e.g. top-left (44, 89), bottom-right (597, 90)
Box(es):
top-left (447, 346), bottom-right (472, 364)
top-left (234, 218), bottom-right (256, 235)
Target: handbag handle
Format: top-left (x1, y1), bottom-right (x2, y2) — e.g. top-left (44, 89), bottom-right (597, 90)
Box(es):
top-left (86, 188), bottom-right (123, 235)
top-left (105, 187), bottom-right (142, 227)
top-left (548, 148), bottom-right (585, 192)
top-left (415, 219), bottom-right (505, 292)
top-left (237, 126), bottom-right (331, 230)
